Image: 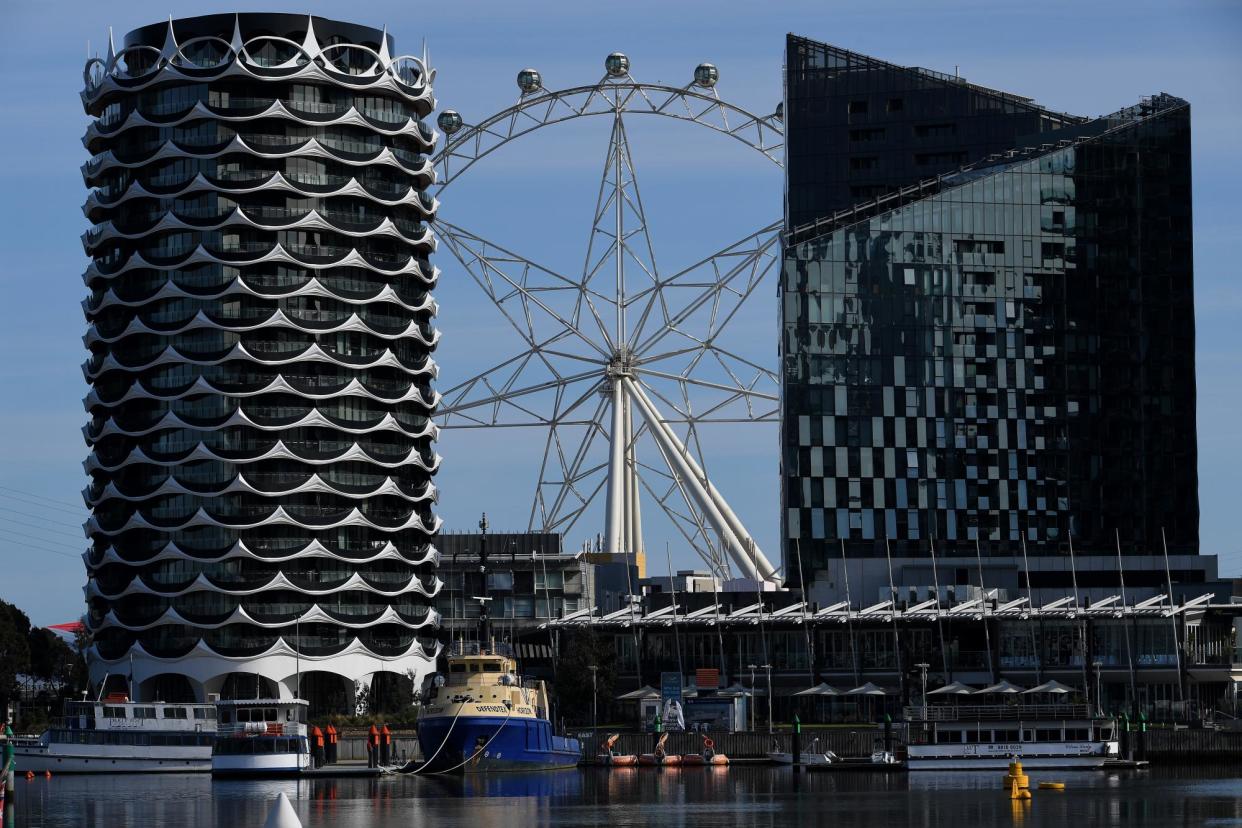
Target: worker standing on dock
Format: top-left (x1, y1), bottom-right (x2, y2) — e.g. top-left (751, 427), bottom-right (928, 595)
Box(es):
top-left (380, 725), bottom-right (392, 766)
top-left (311, 726), bottom-right (324, 769)
top-left (325, 725), bottom-right (337, 765)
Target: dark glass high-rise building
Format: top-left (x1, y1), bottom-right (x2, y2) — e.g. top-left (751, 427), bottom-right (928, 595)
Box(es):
top-left (781, 36), bottom-right (1198, 594)
top-left (79, 14), bottom-right (442, 710)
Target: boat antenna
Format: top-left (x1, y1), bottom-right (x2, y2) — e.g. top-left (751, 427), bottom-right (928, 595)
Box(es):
top-left (478, 512), bottom-right (492, 653)
top-left (1161, 528), bottom-right (1185, 707)
top-left (793, 537), bottom-right (815, 688)
top-left (1116, 529), bottom-right (1137, 713)
top-left (664, 541), bottom-right (686, 689)
top-left (840, 538), bottom-right (859, 684)
top-left (1020, 532), bottom-right (1041, 684)
top-left (1068, 532), bottom-right (1090, 704)
top-left (974, 536), bottom-right (994, 680)
top-left (929, 536), bottom-right (950, 682)
top-left (884, 538), bottom-right (903, 691)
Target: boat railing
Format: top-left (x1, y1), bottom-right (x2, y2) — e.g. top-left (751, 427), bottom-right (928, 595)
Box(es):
top-left (904, 703), bottom-right (1092, 722)
top-left (215, 721), bottom-right (308, 739)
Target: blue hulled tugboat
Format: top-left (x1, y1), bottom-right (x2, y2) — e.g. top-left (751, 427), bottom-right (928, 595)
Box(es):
top-left (416, 515), bottom-right (580, 772)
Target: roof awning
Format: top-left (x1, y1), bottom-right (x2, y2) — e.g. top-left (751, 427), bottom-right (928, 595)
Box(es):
top-left (975, 679), bottom-right (1025, 694)
top-left (615, 685), bottom-right (660, 701)
top-left (793, 682), bottom-right (841, 697)
top-left (846, 682), bottom-right (888, 696)
top-left (1022, 679), bottom-right (1075, 694)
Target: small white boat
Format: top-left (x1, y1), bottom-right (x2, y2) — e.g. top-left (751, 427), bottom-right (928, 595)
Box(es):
top-left (768, 739), bottom-right (839, 767)
top-left (14, 697), bottom-right (215, 773)
top-left (211, 699), bottom-right (310, 777)
top-left (905, 710), bottom-right (1118, 770)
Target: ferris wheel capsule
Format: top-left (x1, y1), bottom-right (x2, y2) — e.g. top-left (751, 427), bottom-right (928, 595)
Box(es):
top-left (437, 110), bottom-right (464, 135)
top-left (693, 63), bottom-right (719, 88)
top-left (605, 52), bottom-right (629, 77)
top-left (517, 68), bottom-right (542, 94)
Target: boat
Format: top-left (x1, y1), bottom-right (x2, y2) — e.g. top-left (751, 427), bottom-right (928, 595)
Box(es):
top-left (13, 696), bottom-right (215, 773)
top-left (905, 700), bottom-right (1119, 770)
top-left (417, 644), bottom-right (580, 772)
top-left (768, 738), bottom-right (839, 767)
top-left (211, 699), bottom-right (311, 777)
top-left (597, 733), bottom-right (638, 766)
top-left (415, 516), bottom-right (580, 773)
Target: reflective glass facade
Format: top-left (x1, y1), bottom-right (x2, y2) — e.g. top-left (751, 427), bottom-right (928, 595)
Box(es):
top-left (781, 36), bottom-right (1197, 576)
top-left (80, 14), bottom-right (442, 701)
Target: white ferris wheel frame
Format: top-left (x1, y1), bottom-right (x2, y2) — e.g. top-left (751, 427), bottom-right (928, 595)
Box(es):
top-left (429, 63), bottom-right (784, 583)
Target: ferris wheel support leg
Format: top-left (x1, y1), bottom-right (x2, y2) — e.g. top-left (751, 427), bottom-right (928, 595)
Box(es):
top-left (626, 391), bottom-right (644, 567)
top-left (626, 379), bottom-right (779, 583)
top-left (622, 378), bottom-right (762, 582)
top-left (606, 377), bottom-right (628, 557)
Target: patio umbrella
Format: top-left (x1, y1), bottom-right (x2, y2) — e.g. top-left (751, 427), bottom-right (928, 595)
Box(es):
top-left (615, 685), bottom-right (660, 701)
top-left (975, 679), bottom-right (1025, 694)
top-left (793, 682), bottom-right (841, 697)
top-left (927, 681), bottom-right (976, 696)
top-left (1022, 679), bottom-right (1075, 695)
top-left (845, 682), bottom-right (889, 696)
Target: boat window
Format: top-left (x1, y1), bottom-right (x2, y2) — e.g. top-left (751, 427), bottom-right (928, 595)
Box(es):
top-left (265, 708), bottom-right (278, 721)
top-left (134, 706), bottom-right (157, 720)
top-left (194, 707), bottom-right (215, 719)
top-left (220, 709), bottom-right (233, 724)
top-left (998, 730), bottom-right (1019, 742)
top-left (483, 663), bottom-right (502, 672)
top-left (1035, 729), bottom-right (1060, 742)
top-left (102, 706), bottom-right (128, 718)
top-left (1022, 730), bottom-right (1034, 742)
top-left (449, 664), bottom-right (466, 673)
top-left (165, 707), bottom-right (188, 719)
top-left (1067, 727), bottom-right (1089, 741)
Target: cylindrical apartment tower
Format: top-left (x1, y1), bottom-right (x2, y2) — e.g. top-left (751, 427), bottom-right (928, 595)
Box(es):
top-left (79, 14), bottom-right (442, 713)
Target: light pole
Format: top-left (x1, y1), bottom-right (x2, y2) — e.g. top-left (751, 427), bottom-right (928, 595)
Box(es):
top-left (761, 664), bottom-right (773, 732)
top-left (747, 664), bottom-right (757, 731)
top-left (589, 665), bottom-right (599, 742)
top-left (1093, 661), bottom-right (1104, 717)
top-left (916, 662), bottom-right (930, 722)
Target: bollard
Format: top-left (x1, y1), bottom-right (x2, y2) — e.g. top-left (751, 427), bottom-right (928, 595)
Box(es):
top-left (883, 714), bottom-right (893, 755)
top-left (1137, 713), bottom-right (1148, 762)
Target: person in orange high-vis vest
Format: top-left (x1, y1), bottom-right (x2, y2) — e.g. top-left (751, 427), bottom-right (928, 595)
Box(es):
top-left (368, 725), bottom-right (380, 768)
top-left (325, 724), bottom-right (337, 765)
top-left (380, 724), bottom-right (392, 766)
top-left (310, 725), bottom-right (324, 769)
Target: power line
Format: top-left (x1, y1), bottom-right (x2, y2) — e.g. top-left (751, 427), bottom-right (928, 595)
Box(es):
top-left (0, 531), bottom-right (83, 561)
top-left (0, 485), bottom-right (85, 511)
top-left (0, 509), bottom-right (86, 537)
top-left (0, 513), bottom-right (85, 541)
top-left (0, 490), bottom-right (87, 521)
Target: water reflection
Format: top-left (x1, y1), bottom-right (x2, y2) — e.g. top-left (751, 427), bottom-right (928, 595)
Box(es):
top-left (8, 766), bottom-right (1242, 827)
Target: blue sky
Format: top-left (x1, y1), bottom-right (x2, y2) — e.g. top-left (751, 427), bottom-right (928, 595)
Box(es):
top-left (1, 0), bottom-right (1238, 625)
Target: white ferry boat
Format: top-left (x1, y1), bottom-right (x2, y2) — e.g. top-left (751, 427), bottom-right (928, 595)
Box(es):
top-left (211, 699), bottom-right (310, 777)
top-left (905, 699), bottom-right (1118, 770)
top-left (13, 697), bottom-right (215, 773)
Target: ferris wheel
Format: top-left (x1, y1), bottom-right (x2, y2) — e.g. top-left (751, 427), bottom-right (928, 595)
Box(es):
top-left (431, 53), bottom-right (783, 582)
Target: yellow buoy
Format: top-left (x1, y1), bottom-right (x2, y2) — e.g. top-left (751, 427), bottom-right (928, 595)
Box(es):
top-left (1038, 781), bottom-right (1065, 791)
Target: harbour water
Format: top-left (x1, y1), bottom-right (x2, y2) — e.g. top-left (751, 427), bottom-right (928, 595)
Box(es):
top-left (9, 767), bottom-right (1241, 827)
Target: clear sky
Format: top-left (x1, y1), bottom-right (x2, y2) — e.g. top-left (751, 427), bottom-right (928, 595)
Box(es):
top-left (1, 0), bottom-right (1239, 625)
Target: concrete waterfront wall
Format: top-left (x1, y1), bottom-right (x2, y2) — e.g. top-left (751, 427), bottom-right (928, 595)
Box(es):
top-left (582, 729), bottom-right (894, 760)
top-left (335, 735), bottom-right (422, 763)
top-left (1140, 729), bottom-right (1242, 762)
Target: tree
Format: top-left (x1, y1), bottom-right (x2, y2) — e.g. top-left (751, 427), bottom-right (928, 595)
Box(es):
top-left (0, 601), bottom-right (32, 718)
top-left (551, 629), bottom-right (617, 726)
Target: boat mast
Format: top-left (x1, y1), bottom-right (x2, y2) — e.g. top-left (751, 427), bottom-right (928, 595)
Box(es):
top-left (477, 513), bottom-right (493, 653)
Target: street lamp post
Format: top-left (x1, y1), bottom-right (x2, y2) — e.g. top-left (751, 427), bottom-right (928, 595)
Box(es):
top-left (589, 665), bottom-right (599, 745)
top-left (916, 662), bottom-right (930, 723)
top-left (747, 664), bottom-right (757, 731)
top-left (763, 664), bottom-right (773, 732)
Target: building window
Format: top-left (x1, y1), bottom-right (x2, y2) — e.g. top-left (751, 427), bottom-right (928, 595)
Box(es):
top-left (848, 127), bottom-right (886, 142)
top-left (887, 98), bottom-right (904, 112)
top-left (849, 156), bottom-right (879, 171)
top-left (848, 100), bottom-right (868, 114)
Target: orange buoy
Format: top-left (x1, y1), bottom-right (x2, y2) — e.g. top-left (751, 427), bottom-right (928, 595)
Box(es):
top-left (25, 771), bottom-right (33, 780)
top-left (43, 770), bottom-right (51, 779)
